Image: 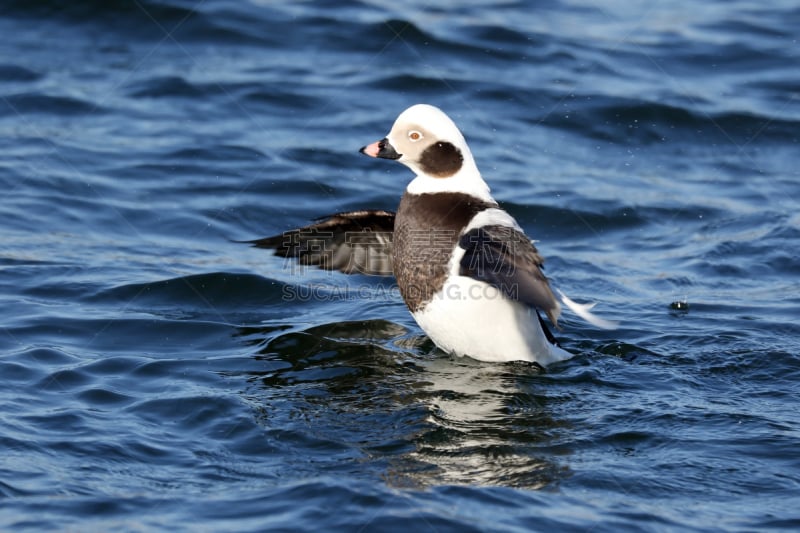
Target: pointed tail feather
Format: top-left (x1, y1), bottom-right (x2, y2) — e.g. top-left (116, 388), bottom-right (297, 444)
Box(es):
top-left (557, 289), bottom-right (618, 330)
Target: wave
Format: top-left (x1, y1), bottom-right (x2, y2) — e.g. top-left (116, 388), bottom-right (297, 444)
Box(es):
top-left (3, 0), bottom-right (275, 45)
top-left (96, 271), bottom-right (289, 310)
top-left (0, 64), bottom-right (41, 82)
top-left (534, 96), bottom-right (800, 146)
top-left (0, 92), bottom-right (101, 116)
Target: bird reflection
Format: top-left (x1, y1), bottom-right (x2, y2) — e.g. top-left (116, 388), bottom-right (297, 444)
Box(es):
top-left (237, 319), bottom-right (571, 489)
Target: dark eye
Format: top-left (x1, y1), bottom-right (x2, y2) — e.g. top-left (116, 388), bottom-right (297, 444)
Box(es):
top-left (408, 130), bottom-right (423, 141)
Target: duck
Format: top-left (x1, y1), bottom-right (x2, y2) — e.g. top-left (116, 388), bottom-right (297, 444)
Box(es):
top-left (248, 104), bottom-right (615, 366)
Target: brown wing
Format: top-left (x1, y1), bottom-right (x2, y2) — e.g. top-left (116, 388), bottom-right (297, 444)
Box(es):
top-left (244, 210), bottom-right (395, 276)
top-left (458, 224), bottom-right (561, 326)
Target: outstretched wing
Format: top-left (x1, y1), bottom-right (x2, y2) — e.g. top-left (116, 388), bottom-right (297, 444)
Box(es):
top-left (245, 210), bottom-right (395, 276)
top-left (458, 224), bottom-right (561, 326)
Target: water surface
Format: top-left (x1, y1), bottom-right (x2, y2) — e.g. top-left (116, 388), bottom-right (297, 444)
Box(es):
top-left (1, 1), bottom-right (799, 531)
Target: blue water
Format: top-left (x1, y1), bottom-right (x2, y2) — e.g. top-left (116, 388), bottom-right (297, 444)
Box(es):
top-left (2, 1), bottom-right (799, 530)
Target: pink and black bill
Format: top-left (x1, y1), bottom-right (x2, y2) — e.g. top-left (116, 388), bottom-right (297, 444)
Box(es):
top-left (360, 138), bottom-right (401, 159)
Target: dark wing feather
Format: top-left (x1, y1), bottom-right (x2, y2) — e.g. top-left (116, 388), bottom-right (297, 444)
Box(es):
top-left (458, 224), bottom-right (561, 326)
top-left (244, 210), bottom-right (395, 276)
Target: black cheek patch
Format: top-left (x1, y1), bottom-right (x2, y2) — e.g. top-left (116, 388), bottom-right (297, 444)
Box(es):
top-left (418, 141), bottom-right (463, 177)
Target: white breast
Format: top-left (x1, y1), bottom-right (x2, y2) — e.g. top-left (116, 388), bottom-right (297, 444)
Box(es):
top-left (411, 244), bottom-right (574, 366)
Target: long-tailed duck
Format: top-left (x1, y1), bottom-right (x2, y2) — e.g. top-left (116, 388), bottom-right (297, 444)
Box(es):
top-left (248, 104), bottom-right (615, 366)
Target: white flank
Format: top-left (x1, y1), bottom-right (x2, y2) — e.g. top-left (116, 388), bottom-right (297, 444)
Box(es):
top-left (557, 289), bottom-right (618, 330)
top-left (405, 244), bottom-right (574, 366)
top-left (414, 276), bottom-right (574, 366)
top-left (462, 208), bottom-right (522, 233)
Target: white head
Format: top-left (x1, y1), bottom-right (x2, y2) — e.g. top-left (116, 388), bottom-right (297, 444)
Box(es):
top-left (360, 104), bottom-right (493, 202)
